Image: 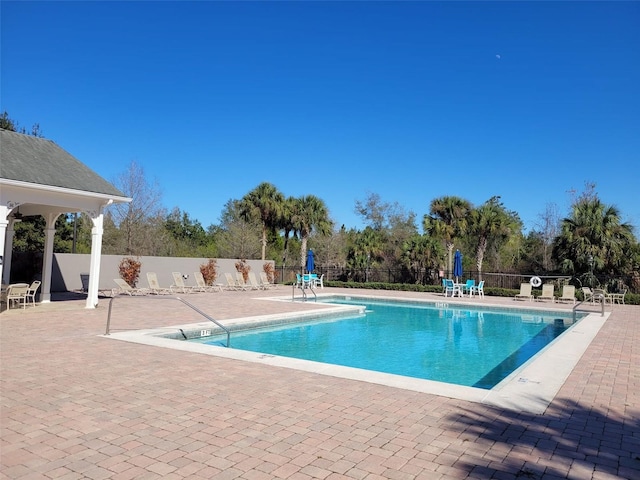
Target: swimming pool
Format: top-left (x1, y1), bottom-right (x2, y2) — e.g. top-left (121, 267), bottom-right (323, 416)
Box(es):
top-left (189, 296), bottom-right (585, 389)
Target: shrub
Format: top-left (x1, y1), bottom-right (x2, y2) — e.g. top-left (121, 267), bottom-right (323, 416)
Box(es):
top-left (235, 259), bottom-right (250, 282)
top-left (119, 257), bottom-right (141, 287)
top-left (200, 259), bottom-right (218, 286)
top-left (263, 262), bottom-right (276, 283)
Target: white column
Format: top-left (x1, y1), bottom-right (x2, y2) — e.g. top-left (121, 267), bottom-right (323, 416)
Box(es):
top-left (40, 213), bottom-right (60, 303)
top-left (0, 205), bottom-right (9, 285)
top-left (86, 213), bottom-right (104, 309)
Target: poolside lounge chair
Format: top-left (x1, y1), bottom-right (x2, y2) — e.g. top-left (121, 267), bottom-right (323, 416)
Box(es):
top-left (557, 285), bottom-right (576, 304)
top-left (514, 283), bottom-right (533, 301)
top-left (536, 284), bottom-right (555, 303)
top-left (235, 272), bottom-right (254, 291)
top-left (25, 280), bottom-right (41, 307)
top-left (6, 283), bottom-right (29, 309)
top-left (470, 280), bottom-right (485, 298)
top-left (146, 272), bottom-right (172, 294)
top-left (171, 272), bottom-right (196, 294)
top-left (224, 272), bottom-right (240, 291)
top-left (248, 272), bottom-right (264, 290)
top-left (193, 271), bottom-right (222, 292)
top-left (113, 278), bottom-right (148, 296)
top-left (259, 272), bottom-right (276, 289)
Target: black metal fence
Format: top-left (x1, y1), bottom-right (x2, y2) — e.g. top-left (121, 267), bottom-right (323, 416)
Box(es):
top-left (275, 265), bottom-right (638, 294)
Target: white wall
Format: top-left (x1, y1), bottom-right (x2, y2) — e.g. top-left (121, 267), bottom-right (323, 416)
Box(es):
top-left (52, 254), bottom-right (274, 292)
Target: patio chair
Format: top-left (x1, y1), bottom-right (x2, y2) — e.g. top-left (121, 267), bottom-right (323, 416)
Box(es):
top-left (6, 283), bottom-right (29, 309)
top-left (146, 272), bottom-right (172, 294)
top-left (313, 273), bottom-right (324, 289)
top-left (113, 278), bottom-right (148, 296)
top-left (514, 283), bottom-right (533, 301)
top-left (171, 272), bottom-right (196, 294)
top-left (557, 285), bottom-right (576, 304)
top-left (536, 284), bottom-right (555, 303)
top-left (581, 287), bottom-right (595, 303)
top-left (462, 279), bottom-right (475, 296)
top-left (469, 280), bottom-right (485, 298)
top-left (25, 280), bottom-right (41, 307)
top-left (294, 273), bottom-right (312, 290)
top-left (444, 279), bottom-right (462, 298)
top-left (608, 289), bottom-right (627, 305)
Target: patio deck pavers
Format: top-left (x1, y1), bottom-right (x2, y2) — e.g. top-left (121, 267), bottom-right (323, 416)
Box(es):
top-left (1, 288), bottom-right (638, 479)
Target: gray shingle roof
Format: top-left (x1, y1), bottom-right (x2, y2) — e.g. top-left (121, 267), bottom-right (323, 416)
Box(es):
top-left (0, 128), bottom-right (126, 197)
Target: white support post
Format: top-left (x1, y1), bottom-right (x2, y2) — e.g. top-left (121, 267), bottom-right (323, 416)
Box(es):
top-left (0, 206), bottom-right (9, 285)
top-left (40, 213), bottom-right (60, 303)
top-left (86, 212), bottom-right (104, 309)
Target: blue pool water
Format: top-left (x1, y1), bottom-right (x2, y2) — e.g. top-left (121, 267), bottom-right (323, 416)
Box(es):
top-left (191, 297), bottom-right (583, 389)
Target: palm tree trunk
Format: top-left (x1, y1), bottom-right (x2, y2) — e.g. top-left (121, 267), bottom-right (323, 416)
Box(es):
top-left (476, 237), bottom-right (487, 281)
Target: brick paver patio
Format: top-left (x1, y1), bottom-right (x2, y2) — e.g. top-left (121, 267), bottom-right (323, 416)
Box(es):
top-left (1, 288), bottom-right (638, 479)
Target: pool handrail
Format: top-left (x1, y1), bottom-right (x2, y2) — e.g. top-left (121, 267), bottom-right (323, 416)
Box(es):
top-left (104, 294), bottom-right (230, 347)
top-left (572, 291), bottom-right (605, 323)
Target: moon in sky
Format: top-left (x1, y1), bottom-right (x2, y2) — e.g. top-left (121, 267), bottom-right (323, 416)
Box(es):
top-left (496, 54), bottom-right (501, 59)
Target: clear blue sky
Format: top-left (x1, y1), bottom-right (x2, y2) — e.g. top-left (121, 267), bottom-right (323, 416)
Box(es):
top-left (3, 1), bottom-right (639, 234)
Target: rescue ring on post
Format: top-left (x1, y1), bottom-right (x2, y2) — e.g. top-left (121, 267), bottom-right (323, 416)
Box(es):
top-left (530, 276), bottom-right (542, 287)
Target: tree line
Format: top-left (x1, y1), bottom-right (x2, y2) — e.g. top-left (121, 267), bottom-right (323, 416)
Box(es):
top-left (4, 113), bottom-right (639, 291)
top-left (11, 161), bottom-right (640, 291)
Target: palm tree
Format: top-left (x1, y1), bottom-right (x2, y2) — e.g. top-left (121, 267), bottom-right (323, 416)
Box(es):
top-left (239, 182), bottom-right (285, 261)
top-left (277, 196), bottom-right (297, 266)
top-left (290, 195), bottom-right (333, 270)
top-left (470, 196), bottom-right (520, 280)
top-left (401, 234), bottom-right (443, 284)
top-left (424, 196), bottom-right (472, 276)
top-left (552, 198), bottom-right (636, 278)
top-left (347, 227), bottom-right (385, 281)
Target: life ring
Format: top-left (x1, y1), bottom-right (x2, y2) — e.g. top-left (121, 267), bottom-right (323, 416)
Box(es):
top-left (530, 276), bottom-right (542, 287)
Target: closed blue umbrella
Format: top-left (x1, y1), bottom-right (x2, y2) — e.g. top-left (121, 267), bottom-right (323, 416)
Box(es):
top-left (453, 249), bottom-right (463, 283)
top-left (306, 249), bottom-right (315, 273)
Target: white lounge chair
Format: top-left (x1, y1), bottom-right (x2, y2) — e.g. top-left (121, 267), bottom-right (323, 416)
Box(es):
top-left (514, 283), bottom-right (533, 301)
top-left (248, 272), bottom-right (264, 290)
top-left (193, 271), bottom-right (222, 292)
top-left (536, 284), bottom-right (555, 303)
top-left (259, 272), bottom-right (275, 289)
top-left (146, 272), bottom-right (172, 294)
top-left (557, 285), bottom-right (576, 304)
top-left (224, 272), bottom-right (240, 291)
top-left (113, 278), bottom-right (148, 296)
top-left (235, 272), bottom-right (254, 291)
top-left (171, 272), bottom-right (196, 294)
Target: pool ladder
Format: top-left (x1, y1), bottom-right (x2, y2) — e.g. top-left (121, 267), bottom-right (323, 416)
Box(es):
top-left (572, 292), bottom-right (606, 323)
top-left (292, 281), bottom-right (317, 302)
top-left (104, 294), bottom-right (231, 347)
